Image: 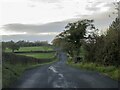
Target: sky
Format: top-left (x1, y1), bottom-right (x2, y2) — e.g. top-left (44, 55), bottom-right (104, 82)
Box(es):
top-left (0, 0), bottom-right (119, 43)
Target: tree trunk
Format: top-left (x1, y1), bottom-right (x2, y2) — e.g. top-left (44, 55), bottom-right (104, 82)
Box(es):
top-left (12, 49), bottom-right (14, 53)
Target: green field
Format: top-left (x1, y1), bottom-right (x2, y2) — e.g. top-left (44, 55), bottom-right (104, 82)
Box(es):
top-left (5, 46), bottom-right (53, 52)
top-left (18, 53), bottom-right (55, 59)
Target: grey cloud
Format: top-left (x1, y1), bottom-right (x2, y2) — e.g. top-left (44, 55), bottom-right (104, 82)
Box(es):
top-left (79, 2), bottom-right (116, 30)
top-left (75, 10), bottom-right (117, 30)
top-left (105, 3), bottom-right (114, 7)
top-left (2, 10), bottom-right (116, 35)
top-left (87, 12), bottom-right (116, 29)
top-left (3, 22), bottom-right (67, 34)
top-left (2, 5), bottom-right (117, 42)
top-left (85, 7), bottom-right (99, 11)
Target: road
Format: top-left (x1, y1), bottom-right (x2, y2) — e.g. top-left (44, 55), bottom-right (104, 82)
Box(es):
top-left (12, 52), bottom-right (118, 88)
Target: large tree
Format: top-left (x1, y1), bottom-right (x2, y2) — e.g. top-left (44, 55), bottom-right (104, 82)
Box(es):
top-left (53, 19), bottom-right (95, 61)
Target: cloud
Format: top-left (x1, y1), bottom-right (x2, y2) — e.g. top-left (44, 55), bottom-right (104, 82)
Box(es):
top-left (75, 1), bottom-right (117, 30)
top-left (2, 21), bottom-right (67, 34)
top-left (85, 2), bottom-right (116, 13)
top-left (2, 5), bottom-right (117, 36)
top-left (1, 0), bottom-right (118, 26)
top-left (91, 13), bottom-right (116, 30)
top-left (75, 8), bottom-right (117, 30)
top-left (1, 12), bottom-right (117, 42)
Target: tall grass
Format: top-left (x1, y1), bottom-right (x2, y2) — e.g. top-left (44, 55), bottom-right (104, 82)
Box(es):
top-left (67, 60), bottom-right (120, 81)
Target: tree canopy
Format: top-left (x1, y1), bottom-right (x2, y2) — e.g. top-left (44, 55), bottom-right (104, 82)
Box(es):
top-left (52, 19), bottom-right (95, 60)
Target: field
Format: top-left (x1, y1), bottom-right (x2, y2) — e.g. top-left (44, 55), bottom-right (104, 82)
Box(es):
top-left (18, 53), bottom-right (55, 59)
top-left (5, 46), bottom-right (54, 52)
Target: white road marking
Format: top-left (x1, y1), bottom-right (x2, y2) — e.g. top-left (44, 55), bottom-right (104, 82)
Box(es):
top-left (48, 65), bottom-right (66, 87)
top-left (48, 66), bottom-right (58, 73)
top-left (58, 73), bottom-right (64, 78)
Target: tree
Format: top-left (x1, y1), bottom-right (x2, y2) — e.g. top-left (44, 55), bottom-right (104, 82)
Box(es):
top-left (2, 42), bottom-right (7, 52)
top-left (103, 18), bottom-right (120, 66)
top-left (83, 18), bottom-right (120, 66)
top-left (8, 41), bottom-right (20, 52)
top-left (53, 19), bottom-right (95, 61)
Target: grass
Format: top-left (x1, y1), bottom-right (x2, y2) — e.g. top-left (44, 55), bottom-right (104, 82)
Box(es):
top-left (18, 53), bottom-right (55, 59)
top-left (3, 58), bottom-right (58, 88)
top-left (5, 46), bottom-right (53, 52)
top-left (67, 46), bottom-right (120, 80)
top-left (67, 60), bottom-right (120, 81)
top-left (0, 64), bottom-right (2, 89)
top-left (3, 46), bottom-right (57, 88)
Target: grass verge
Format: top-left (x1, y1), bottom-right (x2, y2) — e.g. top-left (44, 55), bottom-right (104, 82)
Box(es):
top-left (67, 59), bottom-right (120, 81)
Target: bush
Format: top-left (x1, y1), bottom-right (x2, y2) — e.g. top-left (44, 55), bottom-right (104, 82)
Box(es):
top-left (83, 18), bottom-right (120, 67)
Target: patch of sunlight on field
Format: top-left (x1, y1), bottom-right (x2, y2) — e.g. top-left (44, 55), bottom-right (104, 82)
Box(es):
top-left (18, 53), bottom-right (55, 59)
top-left (5, 46), bottom-right (53, 52)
